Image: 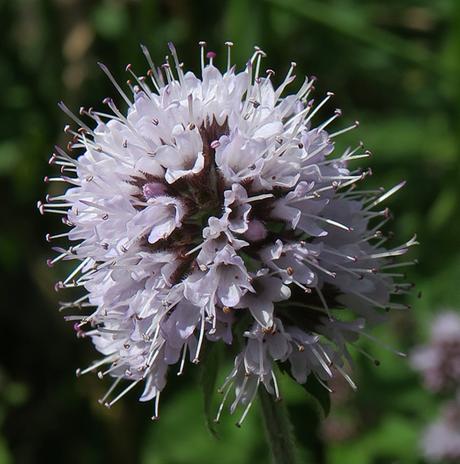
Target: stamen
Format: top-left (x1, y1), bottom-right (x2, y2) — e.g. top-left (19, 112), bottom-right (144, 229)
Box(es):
top-left (58, 102), bottom-right (94, 134)
top-left (359, 331), bottom-right (407, 357)
top-left (271, 371), bottom-right (281, 400)
top-left (304, 92), bottom-right (334, 124)
top-left (334, 365), bottom-right (357, 391)
top-left (152, 392), bottom-right (161, 420)
top-left (364, 181), bottom-right (406, 211)
top-left (193, 309), bottom-right (206, 363)
top-left (225, 41), bottom-right (234, 72)
top-left (167, 42), bottom-right (185, 85)
top-left (230, 375), bottom-right (249, 413)
top-left (125, 63), bottom-right (152, 96)
top-left (215, 384), bottom-right (232, 423)
top-left (199, 41), bottom-right (207, 75)
top-left (98, 377), bottom-right (122, 404)
top-left (315, 286), bottom-right (333, 321)
top-left (207, 51), bottom-right (216, 66)
top-left (76, 355), bottom-right (116, 377)
top-left (140, 44), bottom-right (162, 93)
top-left (317, 108), bottom-right (342, 132)
top-left (97, 62), bottom-right (133, 108)
top-left (177, 344), bottom-right (188, 376)
top-left (275, 62), bottom-right (297, 100)
top-left (329, 120), bottom-right (360, 138)
top-left (236, 379), bottom-right (259, 427)
top-left (105, 379), bottom-right (141, 408)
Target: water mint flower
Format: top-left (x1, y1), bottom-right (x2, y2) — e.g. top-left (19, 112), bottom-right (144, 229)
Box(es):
top-left (411, 310), bottom-right (460, 393)
top-left (421, 398), bottom-right (460, 462)
top-left (40, 42), bottom-right (415, 423)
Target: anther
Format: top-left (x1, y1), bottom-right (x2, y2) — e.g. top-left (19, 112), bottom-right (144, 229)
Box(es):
top-left (37, 201), bottom-right (44, 214)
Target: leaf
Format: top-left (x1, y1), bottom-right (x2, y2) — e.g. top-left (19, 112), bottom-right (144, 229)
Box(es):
top-left (265, 0), bottom-right (432, 67)
top-left (301, 375), bottom-right (331, 418)
top-left (0, 142), bottom-right (19, 175)
top-left (278, 362), bottom-right (331, 417)
top-left (239, 252), bottom-right (260, 273)
top-left (224, 0), bottom-right (263, 65)
top-left (266, 221), bottom-right (285, 234)
top-left (200, 342), bottom-right (221, 437)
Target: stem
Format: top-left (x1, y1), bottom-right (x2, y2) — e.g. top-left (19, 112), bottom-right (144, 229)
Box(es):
top-left (258, 387), bottom-right (300, 464)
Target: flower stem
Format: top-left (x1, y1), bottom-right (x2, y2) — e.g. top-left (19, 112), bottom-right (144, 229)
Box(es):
top-left (258, 388), bottom-right (300, 464)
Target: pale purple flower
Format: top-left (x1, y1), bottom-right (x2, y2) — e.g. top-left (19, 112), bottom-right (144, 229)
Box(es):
top-left (411, 310), bottom-right (460, 393)
top-left (421, 398), bottom-right (460, 462)
top-left (40, 42), bottom-right (415, 423)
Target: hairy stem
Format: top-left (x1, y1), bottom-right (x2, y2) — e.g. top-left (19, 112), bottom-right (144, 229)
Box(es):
top-left (258, 387), bottom-right (300, 464)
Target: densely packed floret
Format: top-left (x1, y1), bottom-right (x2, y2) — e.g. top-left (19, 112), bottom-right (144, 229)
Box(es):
top-left (411, 311), bottom-right (460, 393)
top-left (421, 398), bottom-right (460, 462)
top-left (40, 42), bottom-right (416, 423)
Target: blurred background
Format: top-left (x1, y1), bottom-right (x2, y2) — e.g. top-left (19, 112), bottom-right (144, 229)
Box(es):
top-left (1, 0), bottom-right (460, 462)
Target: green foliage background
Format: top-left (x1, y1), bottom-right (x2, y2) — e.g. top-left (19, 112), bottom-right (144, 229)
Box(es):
top-left (1, 0), bottom-right (459, 462)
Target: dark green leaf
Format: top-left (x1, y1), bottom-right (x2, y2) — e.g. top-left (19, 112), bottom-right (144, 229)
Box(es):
top-left (300, 375), bottom-right (331, 418)
top-left (239, 252), bottom-right (260, 273)
top-left (279, 362), bottom-right (331, 417)
top-left (200, 342), bottom-right (221, 437)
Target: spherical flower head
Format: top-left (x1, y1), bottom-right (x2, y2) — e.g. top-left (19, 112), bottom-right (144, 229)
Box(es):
top-left (411, 310), bottom-right (460, 393)
top-left (421, 398), bottom-right (460, 462)
top-left (41, 42), bottom-right (416, 422)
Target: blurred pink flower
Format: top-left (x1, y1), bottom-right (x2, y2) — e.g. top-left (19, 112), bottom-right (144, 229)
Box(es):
top-left (411, 311), bottom-right (460, 393)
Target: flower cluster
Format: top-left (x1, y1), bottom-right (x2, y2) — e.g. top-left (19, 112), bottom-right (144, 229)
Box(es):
top-left (40, 43), bottom-right (415, 423)
top-left (411, 311), bottom-right (460, 393)
top-left (411, 310), bottom-right (460, 462)
top-left (422, 398), bottom-right (460, 463)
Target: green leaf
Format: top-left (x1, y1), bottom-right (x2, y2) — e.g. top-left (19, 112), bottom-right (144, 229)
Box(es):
top-left (239, 252), bottom-right (260, 273)
top-left (200, 342), bottom-right (221, 437)
top-left (279, 362), bottom-right (330, 417)
top-left (224, 0), bottom-right (263, 65)
top-left (266, 221), bottom-right (285, 234)
top-left (301, 375), bottom-right (331, 418)
top-left (264, 0), bottom-right (433, 67)
top-left (0, 142), bottom-right (19, 175)
top-left (258, 387), bottom-right (301, 464)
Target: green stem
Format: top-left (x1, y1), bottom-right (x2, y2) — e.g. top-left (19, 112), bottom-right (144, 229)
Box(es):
top-left (258, 388), bottom-right (300, 464)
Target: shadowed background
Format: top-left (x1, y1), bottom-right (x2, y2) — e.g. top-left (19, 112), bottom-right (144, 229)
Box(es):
top-left (1, 0), bottom-right (459, 463)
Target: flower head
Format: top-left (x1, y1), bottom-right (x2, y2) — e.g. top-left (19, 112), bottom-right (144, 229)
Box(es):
top-left (411, 310), bottom-right (460, 393)
top-left (421, 398), bottom-right (460, 462)
top-left (40, 42), bottom-right (415, 422)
